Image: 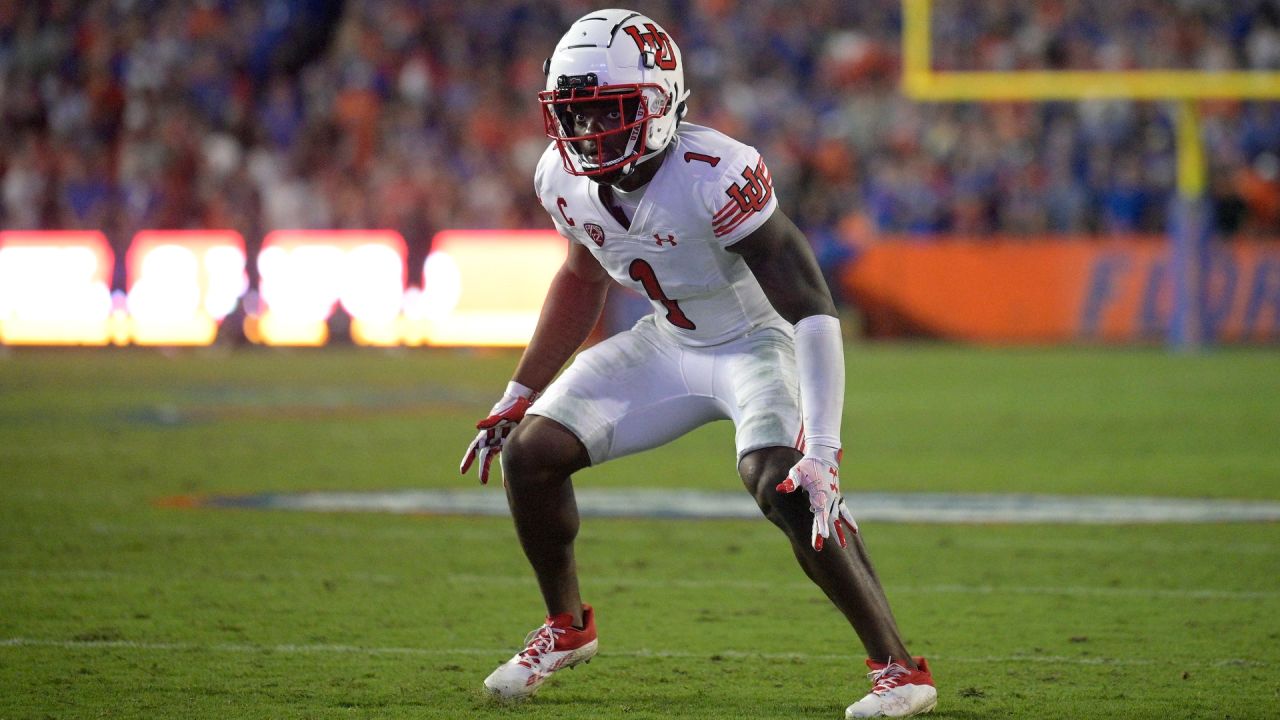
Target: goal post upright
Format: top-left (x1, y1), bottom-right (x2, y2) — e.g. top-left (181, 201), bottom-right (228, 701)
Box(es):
top-left (899, 0), bottom-right (1280, 350)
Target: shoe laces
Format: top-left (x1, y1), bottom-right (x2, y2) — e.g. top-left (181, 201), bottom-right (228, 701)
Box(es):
top-left (516, 623), bottom-right (564, 669)
top-left (868, 658), bottom-right (911, 694)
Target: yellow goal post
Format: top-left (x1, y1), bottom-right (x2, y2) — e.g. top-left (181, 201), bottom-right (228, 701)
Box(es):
top-left (898, 0), bottom-right (1280, 347)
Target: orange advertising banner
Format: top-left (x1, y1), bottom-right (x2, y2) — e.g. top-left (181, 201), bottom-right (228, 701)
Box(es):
top-left (841, 237), bottom-right (1280, 343)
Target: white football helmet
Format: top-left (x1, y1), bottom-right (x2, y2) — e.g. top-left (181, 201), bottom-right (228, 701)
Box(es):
top-left (539, 9), bottom-right (690, 177)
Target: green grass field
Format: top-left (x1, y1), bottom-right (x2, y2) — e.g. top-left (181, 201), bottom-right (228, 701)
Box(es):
top-left (2, 345), bottom-right (1278, 719)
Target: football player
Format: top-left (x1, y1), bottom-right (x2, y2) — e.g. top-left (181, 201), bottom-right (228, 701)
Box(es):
top-left (460, 9), bottom-right (937, 718)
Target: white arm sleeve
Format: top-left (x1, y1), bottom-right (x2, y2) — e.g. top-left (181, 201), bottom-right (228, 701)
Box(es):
top-left (793, 314), bottom-right (845, 461)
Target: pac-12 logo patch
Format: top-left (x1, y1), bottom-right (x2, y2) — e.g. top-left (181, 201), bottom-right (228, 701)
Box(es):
top-left (584, 222), bottom-right (605, 246)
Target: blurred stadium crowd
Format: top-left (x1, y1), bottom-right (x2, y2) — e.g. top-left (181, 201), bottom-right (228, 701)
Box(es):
top-left (2, 0), bottom-right (1279, 287)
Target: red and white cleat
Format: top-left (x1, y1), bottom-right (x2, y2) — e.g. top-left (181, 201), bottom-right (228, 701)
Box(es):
top-left (845, 656), bottom-right (937, 718)
top-left (483, 604), bottom-right (598, 700)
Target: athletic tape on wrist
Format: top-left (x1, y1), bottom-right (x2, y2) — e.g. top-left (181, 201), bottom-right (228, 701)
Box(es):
top-left (505, 380), bottom-right (537, 400)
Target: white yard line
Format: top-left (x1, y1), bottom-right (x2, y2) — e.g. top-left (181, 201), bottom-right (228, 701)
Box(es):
top-left (75, 521), bottom-right (1280, 555)
top-left (3, 637), bottom-right (1267, 667)
top-left (443, 574), bottom-right (1279, 600)
top-left (3, 568), bottom-right (1273, 600)
top-left (188, 489), bottom-right (1280, 524)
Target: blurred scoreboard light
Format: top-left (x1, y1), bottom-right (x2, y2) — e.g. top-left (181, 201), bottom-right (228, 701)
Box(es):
top-left (126, 230), bottom-right (247, 345)
top-left (405, 230), bottom-right (567, 346)
top-left (257, 230), bottom-right (407, 346)
top-left (0, 230), bottom-right (114, 345)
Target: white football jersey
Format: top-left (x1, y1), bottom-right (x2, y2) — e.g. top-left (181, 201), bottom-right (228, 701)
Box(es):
top-left (535, 123), bottom-right (789, 347)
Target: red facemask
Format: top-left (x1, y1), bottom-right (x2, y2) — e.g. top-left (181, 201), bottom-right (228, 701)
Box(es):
top-left (539, 83), bottom-right (668, 177)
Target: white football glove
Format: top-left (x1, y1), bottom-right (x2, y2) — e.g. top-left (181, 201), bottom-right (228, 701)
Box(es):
top-left (775, 445), bottom-right (858, 551)
top-left (459, 382), bottom-right (537, 485)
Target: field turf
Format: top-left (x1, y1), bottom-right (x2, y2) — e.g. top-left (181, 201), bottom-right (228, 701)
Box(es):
top-left (1, 345), bottom-right (1278, 719)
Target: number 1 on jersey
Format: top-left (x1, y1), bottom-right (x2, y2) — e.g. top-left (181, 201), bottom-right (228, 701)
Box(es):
top-left (628, 259), bottom-right (696, 330)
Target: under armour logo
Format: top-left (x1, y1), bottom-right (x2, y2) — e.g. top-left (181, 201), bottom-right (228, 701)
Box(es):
top-left (654, 233), bottom-right (677, 247)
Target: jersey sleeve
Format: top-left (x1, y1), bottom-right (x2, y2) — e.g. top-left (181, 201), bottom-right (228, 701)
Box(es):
top-left (534, 143), bottom-right (575, 238)
top-left (702, 143), bottom-right (779, 248)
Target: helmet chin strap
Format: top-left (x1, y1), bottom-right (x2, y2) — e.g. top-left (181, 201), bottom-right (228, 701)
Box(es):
top-left (626, 141), bottom-right (666, 174)
top-left (622, 91), bottom-right (681, 175)
top-left (619, 95), bottom-right (663, 177)
top-left (584, 122), bottom-right (649, 177)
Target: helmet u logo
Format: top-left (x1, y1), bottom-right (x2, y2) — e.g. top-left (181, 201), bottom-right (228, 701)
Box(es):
top-left (624, 24), bottom-right (677, 71)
